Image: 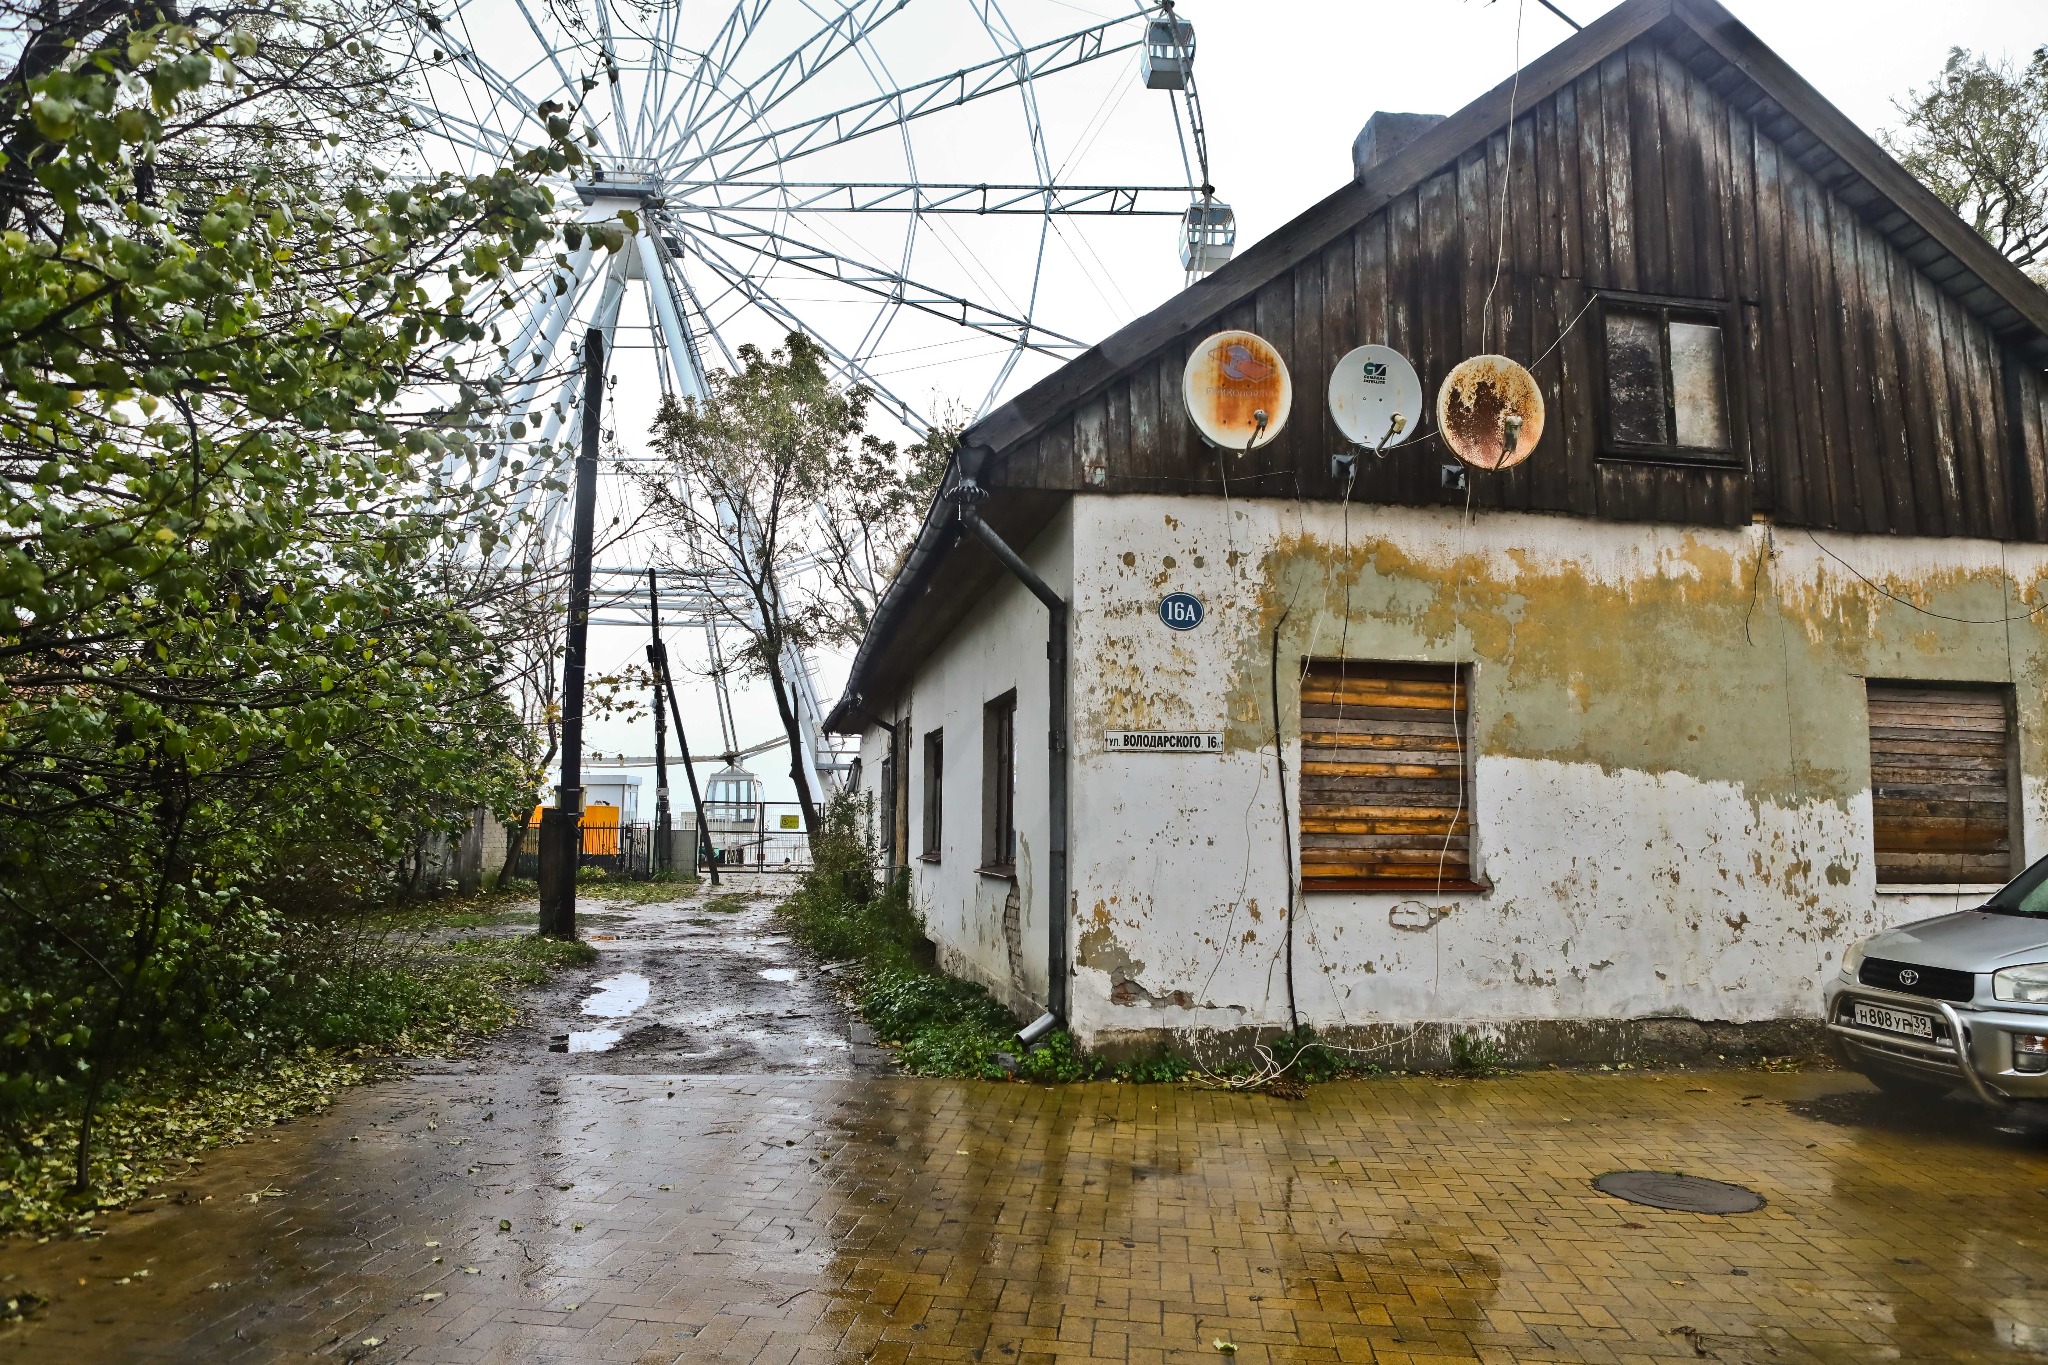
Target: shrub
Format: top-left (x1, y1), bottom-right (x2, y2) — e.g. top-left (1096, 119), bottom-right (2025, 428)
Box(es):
top-left (779, 794), bottom-right (923, 965)
top-left (782, 793), bottom-right (1216, 1086)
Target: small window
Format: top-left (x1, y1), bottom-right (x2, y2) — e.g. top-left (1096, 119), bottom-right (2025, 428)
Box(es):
top-left (1298, 661), bottom-right (1475, 890)
top-left (921, 728), bottom-right (943, 860)
top-left (982, 692), bottom-right (1016, 873)
top-left (877, 755), bottom-right (895, 865)
top-left (1867, 682), bottom-right (2017, 885)
top-left (1602, 299), bottom-right (1730, 460)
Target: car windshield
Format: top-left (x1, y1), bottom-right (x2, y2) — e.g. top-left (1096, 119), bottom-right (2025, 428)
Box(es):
top-left (1983, 855), bottom-right (2048, 916)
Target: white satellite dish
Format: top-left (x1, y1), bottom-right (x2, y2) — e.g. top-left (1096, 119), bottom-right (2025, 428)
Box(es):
top-left (1328, 344), bottom-right (1422, 450)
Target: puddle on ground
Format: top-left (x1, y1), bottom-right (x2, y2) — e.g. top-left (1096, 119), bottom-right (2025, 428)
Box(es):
top-left (758, 968), bottom-right (798, 983)
top-left (581, 973), bottom-right (651, 1018)
top-left (548, 1029), bottom-right (622, 1053)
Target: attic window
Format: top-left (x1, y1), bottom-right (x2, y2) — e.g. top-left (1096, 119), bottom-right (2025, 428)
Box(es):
top-left (1601, 298), bottom-right (1731, 461)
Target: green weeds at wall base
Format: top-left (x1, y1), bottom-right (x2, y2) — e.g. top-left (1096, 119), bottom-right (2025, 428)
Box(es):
top-left (778, 795), bottom-right (1200, 1084)
top-left (778, 799), bottom-right (1430, 1089)
top-left (778, 798), bottom-right (1446, 1090)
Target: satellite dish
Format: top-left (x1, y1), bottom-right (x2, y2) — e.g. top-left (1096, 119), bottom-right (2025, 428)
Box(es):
top-left (1328, 344), bottom-right (1423, 449)
top-left (1437, 354), bottom-right (1545, 471)
top-left (1183, 330), bottom-right (1291, 451)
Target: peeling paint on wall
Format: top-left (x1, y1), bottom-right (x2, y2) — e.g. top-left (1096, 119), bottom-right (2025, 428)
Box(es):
top-left (1061, 496), bottom-right (2048, 1046)
top-left (858, 493), bottom-right (2048, 1050)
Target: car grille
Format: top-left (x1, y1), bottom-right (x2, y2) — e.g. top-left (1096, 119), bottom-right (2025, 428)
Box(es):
top-left (1859, 956), bottom-right (1975, 1003)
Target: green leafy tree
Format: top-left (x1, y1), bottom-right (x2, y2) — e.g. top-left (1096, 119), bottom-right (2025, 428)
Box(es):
top-left (642, 333), bottom-right (873, 835)
top-left (1889, 45), bottom-right (2048, 277)
top-left (812, 401), bottom-right (964, 649)
top-left (0, 0), bottom-right (608, 1195)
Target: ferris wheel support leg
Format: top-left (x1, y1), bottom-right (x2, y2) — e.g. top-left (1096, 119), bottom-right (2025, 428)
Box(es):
top-left (492, 251), bottom-right (632, 566)
top-left (481, 246), bottom-right (601, 492)
top-left (637, 230), bottom-right (709, 401)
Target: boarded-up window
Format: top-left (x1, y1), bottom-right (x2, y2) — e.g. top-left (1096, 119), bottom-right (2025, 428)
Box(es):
top-left (1867, 682), bottom-right (2016, 885)
top-left (1299, 661), bottom-right (1474, 890)
top-left (1602, 299), bottom-right (1730, 459)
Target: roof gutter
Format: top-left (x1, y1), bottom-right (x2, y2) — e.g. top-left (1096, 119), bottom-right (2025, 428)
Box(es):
top-left (944, 474), bottom-right (1069, 1045)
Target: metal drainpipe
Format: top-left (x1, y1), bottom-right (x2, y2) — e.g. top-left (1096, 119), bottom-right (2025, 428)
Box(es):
top-left (945, 478), bottom-right (1068, 1047)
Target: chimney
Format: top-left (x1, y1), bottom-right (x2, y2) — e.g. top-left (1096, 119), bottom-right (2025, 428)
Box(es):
top-left (1352, 111), bottom-right (1445, 182)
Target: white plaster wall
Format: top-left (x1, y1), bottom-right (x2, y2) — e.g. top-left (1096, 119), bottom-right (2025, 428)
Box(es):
top-left (1063, 493), bottom-right (2048, 1043)
top-left (857, 509), bottom-right (1074, 1015)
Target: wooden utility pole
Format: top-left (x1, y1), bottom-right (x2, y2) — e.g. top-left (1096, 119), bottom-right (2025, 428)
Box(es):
top-left (539, 327), bottom-right (605, 939)
top-left (655, 635), bottom-right (721, 887)
top-left (646, 570), bottom-right (673, 876)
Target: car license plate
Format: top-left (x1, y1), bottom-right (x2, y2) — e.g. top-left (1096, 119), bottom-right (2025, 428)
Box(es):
top-left (1852, 1001), bottom-right (1936, 1040)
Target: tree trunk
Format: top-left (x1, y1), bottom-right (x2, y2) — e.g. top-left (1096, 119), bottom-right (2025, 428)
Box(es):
top-left (498, 818), bottom-right (527, 886)
top-left (758, 646), bottom-right (820, 837)
top-left (71, 1075), bottom-right (103, 1194)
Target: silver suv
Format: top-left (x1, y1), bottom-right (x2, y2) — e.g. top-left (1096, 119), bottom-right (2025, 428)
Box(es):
top-left (1827, 858), bottom-right (2048, 1105)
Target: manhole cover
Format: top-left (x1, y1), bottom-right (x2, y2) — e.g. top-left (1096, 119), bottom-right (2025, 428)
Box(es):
top-left (1592, 1170), bottom-right (1765, 1214)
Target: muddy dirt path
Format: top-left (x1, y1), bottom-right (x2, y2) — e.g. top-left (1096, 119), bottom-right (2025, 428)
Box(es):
top-left (467, 884), bottom-right (891, 1077)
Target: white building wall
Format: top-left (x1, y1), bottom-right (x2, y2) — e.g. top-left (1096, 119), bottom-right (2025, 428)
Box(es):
top-left (1060, 494), bottom-right (2048, 1051)
top-left (855, 508), bottom-right (1074, 1016)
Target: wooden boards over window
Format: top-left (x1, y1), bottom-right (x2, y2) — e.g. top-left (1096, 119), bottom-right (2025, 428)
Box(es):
top-left (1299, 661), bottom-right (1475, 891)
top-left (1866, 682), bottom-right (2016, 886)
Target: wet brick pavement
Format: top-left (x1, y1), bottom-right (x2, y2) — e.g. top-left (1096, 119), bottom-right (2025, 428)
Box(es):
top-left (6, 892), bottom-right (2048, 1362)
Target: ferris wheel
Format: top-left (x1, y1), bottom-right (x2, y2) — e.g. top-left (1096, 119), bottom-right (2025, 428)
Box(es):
top-left (403, 0), bottom-right (1227, 804)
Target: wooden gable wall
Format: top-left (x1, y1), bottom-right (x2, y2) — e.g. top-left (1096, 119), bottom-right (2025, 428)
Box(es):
top-left (987, 29), bottom-right (2048, 540)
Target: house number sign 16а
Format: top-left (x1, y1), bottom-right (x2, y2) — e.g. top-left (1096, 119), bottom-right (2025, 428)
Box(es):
top-left (1159, 592), bottom-right (1205, 630)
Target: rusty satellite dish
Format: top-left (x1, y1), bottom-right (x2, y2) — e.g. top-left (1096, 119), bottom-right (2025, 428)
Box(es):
top-left (1329, 344), bottom-right (1422, 450)
top-left (1437, 354), bottom-right (1544, 470)
top-left (1183, 329), bottom-right (1291, 451)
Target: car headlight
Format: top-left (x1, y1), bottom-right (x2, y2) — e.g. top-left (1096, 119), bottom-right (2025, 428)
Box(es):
top-left (1841, 940), bottom-right (1867, 981)
top-left (1994, 963), bottom-right (2048, 1004)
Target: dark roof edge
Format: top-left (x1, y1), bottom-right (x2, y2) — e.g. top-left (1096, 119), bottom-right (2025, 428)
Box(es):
top-left (957, 0), bottom-right (1675, 461)
top-left (822, 451), bottom-right (968, 733)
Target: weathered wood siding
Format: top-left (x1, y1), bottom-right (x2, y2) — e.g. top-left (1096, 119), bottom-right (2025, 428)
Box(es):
top-left (992, 32), bottom-right (2048, 540)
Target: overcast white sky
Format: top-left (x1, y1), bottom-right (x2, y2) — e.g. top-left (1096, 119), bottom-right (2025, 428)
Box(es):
top-left (569, 0), bottom-right (2048, 813)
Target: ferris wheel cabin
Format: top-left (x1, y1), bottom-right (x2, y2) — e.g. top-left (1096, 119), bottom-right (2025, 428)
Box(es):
top-left (704, 763), bottom-right (764, 865)
top-left (573, 157), bottom-right (663, 204)
top-left (1139, 14), bottom-right (1195, 90)
top-left (1180, 200), bottom-right (1235, 274)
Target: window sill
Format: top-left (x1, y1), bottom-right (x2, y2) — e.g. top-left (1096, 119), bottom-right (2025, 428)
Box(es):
top-left (1304, 878), bottom-right (1491, 894)
top-left (1875, 883), bottom-right (2006, 898)
top-left (1597, 446), bottom-right (1741, 468)
top-left (976, 864), bottom-right (1016, 880)
top-left (918, 852), bottom-right (941, 865)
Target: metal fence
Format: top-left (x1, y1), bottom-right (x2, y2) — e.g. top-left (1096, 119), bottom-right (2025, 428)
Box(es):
top-left (724, 802), bottom-right (810, 873)
top-left (511, 805), bottom-right (812, 882)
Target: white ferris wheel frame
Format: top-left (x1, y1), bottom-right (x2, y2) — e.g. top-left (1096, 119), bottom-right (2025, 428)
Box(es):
top-left (408, 0), bottom-right (1218, 807)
